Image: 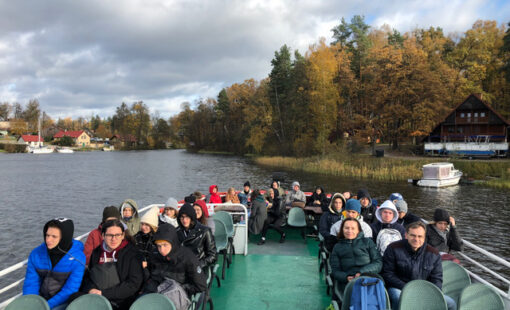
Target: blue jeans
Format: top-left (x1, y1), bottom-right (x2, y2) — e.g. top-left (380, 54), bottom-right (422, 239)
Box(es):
top-left (388, 287), bottom-right (456, 310)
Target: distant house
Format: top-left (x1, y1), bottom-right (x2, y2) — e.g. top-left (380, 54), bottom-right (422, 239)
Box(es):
top-left (110, 134), bottom-right (137, 147)
top-left (18, 135), bottom-right (43, 147)
top-left (53, 130), bottom-right (91, 147)
top-left (424, 94), bottom-right (510, 157)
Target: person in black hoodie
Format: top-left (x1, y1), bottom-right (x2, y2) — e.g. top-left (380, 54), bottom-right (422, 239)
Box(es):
top-left (357, 189), bottom-right (376, 224)
top-left (78, 219), bottom-right (144, 310)
top-left (144, 224), bottom-right (207, 296)
top-left (177, 203), bottom-right (217, 269)
top-left (308, 186), bottom-right (329, 212)
top-left (258, 188), bottom-right (285, 245)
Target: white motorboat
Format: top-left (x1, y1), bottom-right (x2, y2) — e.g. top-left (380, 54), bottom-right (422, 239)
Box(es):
top-left (103, 145), bottom-right (114, 151)
top-left (417, 162), bottom-right (462, 187)
top-left (56, 147), bottom-right (74, 153)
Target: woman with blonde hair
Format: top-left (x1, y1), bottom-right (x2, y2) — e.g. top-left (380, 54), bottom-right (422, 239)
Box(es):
top-left (225, 187), bottom-right (240, 204)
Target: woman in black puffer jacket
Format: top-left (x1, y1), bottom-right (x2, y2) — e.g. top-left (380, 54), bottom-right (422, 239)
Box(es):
top-left (177, 203), bottom-right (217, 269)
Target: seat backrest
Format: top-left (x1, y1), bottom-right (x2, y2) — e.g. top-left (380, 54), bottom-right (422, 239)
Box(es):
top-left (6, 295), bottom-right (50, 310)
top-left (458, 283), bottom-right (505, 310)
top-left (130, 293), bottom-right (176, 310)
top-left (213, 218), bottom-right (228, 249)
top-left (398, 280), bottom-right (447, 310)
top-left (442, 261), bottom-right (471, 305)
top-left (214, 211), bottom-right (234, 234)
top-left (287, 207), bottom-right (306, 227)
top-left (67, 294), bottom-right (112, 310)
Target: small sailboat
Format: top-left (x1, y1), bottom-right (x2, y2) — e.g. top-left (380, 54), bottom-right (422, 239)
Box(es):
top-left (30, 119), bottom-right (53, 154)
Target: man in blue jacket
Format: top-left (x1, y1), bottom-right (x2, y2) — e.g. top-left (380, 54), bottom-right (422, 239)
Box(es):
top-left (381, 221), bottom-right (456, 310)
top-left (23, 218), bottom-right (86, 309)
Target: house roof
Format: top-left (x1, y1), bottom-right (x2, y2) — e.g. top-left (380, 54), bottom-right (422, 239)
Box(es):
top-left (54, 130), bottom-right (85, 138)
top-left (20, 135), bottom-right (43, 142)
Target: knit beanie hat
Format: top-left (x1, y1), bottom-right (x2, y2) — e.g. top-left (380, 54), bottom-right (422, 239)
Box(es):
top-left (389, 193), bottom-right (403, 202)
top-left (345, 199), bottom-right (362, 214)
top-left (244, 181), bottom-right (251, 187)
top-left (292, 181), bottom-right (300, 189)
top-left (433, 208), bottom-right (450, 223)
top-left (395, 200), bottom-right (408, 213)
top-left (140, 206), bottom-right (160, 230)
top-left (357, 189), bottom-right (371, 201)
top-left (165, 197), bottom-right (178, 209)
top-left (102, 206), bottom-right (121, 223)
top-left (194, 199), bottom-right (209, 218)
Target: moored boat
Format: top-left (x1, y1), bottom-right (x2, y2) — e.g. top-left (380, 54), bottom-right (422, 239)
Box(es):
top-left (56, 147), bottom-right (74, 153)
top-left (417, 162), bottom-right (462, 187)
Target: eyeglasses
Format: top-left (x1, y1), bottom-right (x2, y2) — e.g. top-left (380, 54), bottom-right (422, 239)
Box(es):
top-left (104, 233), bottom-right (123, 239)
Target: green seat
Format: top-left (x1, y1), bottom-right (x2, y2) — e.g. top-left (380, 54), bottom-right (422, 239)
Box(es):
top-left (213, 211), bottom-right (235, 264)
top-left (6, 295), bottom-right (50, 310)
top-left (129, 293), bottom-right (176, 310)
top-left (398, 280), bottom-right (447, 310)
top-left (442, 261), bottom-right (471, 305)
top-left (67, 294), bottom-right (112, 310)
top-left (287, 207), bottom-right (307, 241)
top-left (213, 218), bottom-right (230, 279)
top-left (458, 283), bottom-right (505, 310)
top-left (340, 276), bottom-right (391, 310)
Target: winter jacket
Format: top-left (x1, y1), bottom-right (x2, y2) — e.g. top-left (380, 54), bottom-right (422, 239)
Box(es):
top-left (177, 204), bottom-right (217, 268)
top-left (84, 225), bottom-right (102, 265)
top-left (145, 225), bottom-right (207, 296)
top-left (330, 232), bottom-right (382, 292)
top-left (370, 201), bottom-right (405, 242)
top-left (119, 199), bottom-right (141, 237)
top-left (396, 212), bottom-right (422, 227)
top-left (308, 186), bottom-right (329, 212)
top-left (426, 224), bottom-right (463, 253)
top-left (81, 242), bottom-right (144, 309)
top-left (248, 195), bottom-right (268, 235)
top-left (319, 193), bottom-right (346, 241)
top-left (207, 185), bottom-right (222, 204)
top-left (357, 189), bottom-right (376, 224)
top-left (238, 190), bottom-right (251, 206)
top-left (23, 240), bottom-right (86, 309)
top-left (382, 239), bottom-right (443, 290)
top-left (134, 231), bottom-right (156, 262)
top-left (285, 188), bottom-right (306, 206)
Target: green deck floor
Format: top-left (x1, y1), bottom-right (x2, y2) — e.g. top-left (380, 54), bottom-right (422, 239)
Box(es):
top-left (209, 228), bottom-right (330, 310)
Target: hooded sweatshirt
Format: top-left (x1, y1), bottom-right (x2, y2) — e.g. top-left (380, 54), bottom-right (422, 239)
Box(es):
top-left (207, 185), bottom-right (222, 204)
top-left (370, 200), bottom-right (406, 242)
top-left (357, 189), bottom-right (376, 224)
top-left (319, 193), bottom-right (346, 239)
top-left (310, 186), bottom-right (329, 212)
top-left (285, 181), bottom-right (306, 206)
top-left (119, 199), bottom-right (140, 237)
top-left (23, 218), bottom-right (86, 309)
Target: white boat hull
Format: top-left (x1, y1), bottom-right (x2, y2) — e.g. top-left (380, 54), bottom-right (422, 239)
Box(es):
top-left (57, 148), bottom-right (74, 153)
top-left (31, 147), bottom-right (53, 154)
top-left (417, 172), bottom-right (462, 187)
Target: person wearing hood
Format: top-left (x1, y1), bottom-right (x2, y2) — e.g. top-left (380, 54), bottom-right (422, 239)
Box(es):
top-left (357, 189), bottom-right (376, 224)
top-left (258, 188), bottom-right (285, 245)
top-left (248, 189), bottom-right (268, 235)
top-left (159, 197), bottom-right (178, 227)
top-left (330, 218), bottom-right (382, 294)
top-left (78, 219), bottom-right (144, 310)
top-left (426, 208), bottom-right (463, 254)
top-left (270, 180), bottom-right (285, 199)
top-left (319, 193), bottom-right (346, 249)
top-left (134, 206), bottom-right (161, 268)
top-left (207, 185), bottom-right (222, 204)
top-left (329, 199), bottom-right (374, 252)
top-left (285, 181), bottom-right (306, 208)
top-left (177, 203), bottom-right (217, 269)
top-left (23, 218), bottom-right (86, 310)
top-left (308, 186), bottom-right (329, 212)
top-left (84, 206), bottom-right (122, 265)
top-left (119, 199), bottom-right (140, 237)
top-left (370, 200), bottom-right (406, 256)
top-left (395, 200), bottom-right (421, 227)
top-left (194, 199), bottom-right (215, 234)
top-left (237, 181), bottom-right (252, 206)
top-left (144, 224), bottom-right (207, 297)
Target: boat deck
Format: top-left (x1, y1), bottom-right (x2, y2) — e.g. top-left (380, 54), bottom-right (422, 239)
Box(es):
top-left (210, 228), bottom-right (330, 310)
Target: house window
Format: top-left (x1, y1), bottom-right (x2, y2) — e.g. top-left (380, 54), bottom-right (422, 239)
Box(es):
top-left (460, 113), bottom-right (465, 118)
top-left (467, 113), bottom-right (471, 118)
top-left (481, 112), bottom-right (486, 117)
top-left (474, 112), bottom-right (478, 117)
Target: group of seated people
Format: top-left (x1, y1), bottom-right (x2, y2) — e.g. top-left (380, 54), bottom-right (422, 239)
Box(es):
top-left (319, 189), bottom-right (464, 310)
top-left (22, 194), bottom-right (219, 310)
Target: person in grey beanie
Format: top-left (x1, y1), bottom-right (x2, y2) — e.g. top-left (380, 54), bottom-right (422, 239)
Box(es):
top-left (395, 200), bottom-right (421, 227)
top-left (285, 181), bottom-right (306, 208)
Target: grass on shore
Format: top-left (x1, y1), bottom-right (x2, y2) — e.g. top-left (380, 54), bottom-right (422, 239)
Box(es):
top-left (254, 154), bottom-right (510, 190)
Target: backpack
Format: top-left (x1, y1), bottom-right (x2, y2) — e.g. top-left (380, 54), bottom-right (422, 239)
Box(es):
top-left (376, 228), bottom-right (402, 256)
top-left (349, 277), bottom-right (386, 310)
top-left (157, 278), bottom-right (191, 310)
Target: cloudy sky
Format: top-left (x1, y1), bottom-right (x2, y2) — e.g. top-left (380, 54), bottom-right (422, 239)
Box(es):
top-left (0, 0), bottom-right (509, 119)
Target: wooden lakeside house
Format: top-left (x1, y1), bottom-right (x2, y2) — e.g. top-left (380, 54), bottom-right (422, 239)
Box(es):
top-left (424, 94), bottom-right (510, 157)
top-left (18, 135), bottom-right (43, 147)
top-left (110, 134), bottom-right (137, 148)
top-left (53, 130), bottom-right (91, 147)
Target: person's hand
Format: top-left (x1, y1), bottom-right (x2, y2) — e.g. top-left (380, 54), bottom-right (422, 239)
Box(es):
top-left (142, 261), bottom-right (147, 268)
top-left (347, 276), bottom-right (354, 281)
top-left (89, 289), bottom-right (102, 295)
top-left (314, 200), bottom-right (320, 205)
top-left (449, 216), bottom-right (456, 227)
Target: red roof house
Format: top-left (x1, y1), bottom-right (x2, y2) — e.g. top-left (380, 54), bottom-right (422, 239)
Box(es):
top-left (53, 130), bottom-right (90, 147)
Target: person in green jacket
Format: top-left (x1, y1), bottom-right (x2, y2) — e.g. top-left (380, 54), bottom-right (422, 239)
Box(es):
top-left (330, 218), bottom-right (383, 294)
top-left (119, 199), bottom-right (141, 237)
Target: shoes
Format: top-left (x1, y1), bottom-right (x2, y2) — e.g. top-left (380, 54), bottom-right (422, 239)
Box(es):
top-left (257, 239), bottom-right (265, 245)
top-left (280, 233), bottom-right (286, 243)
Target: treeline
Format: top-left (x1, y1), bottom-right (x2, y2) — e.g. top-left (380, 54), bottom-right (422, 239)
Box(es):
top-left (170, 17), bottom-right (510, 156)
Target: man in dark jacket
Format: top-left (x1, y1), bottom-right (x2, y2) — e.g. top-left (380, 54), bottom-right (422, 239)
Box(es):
top-left (395, 200), bottom-right (421, 228)
top-left (382, 221), bottom-right (456, 310)
top-left (426, 208), bottom-right (463, 254)
top-left (145, 224), bottom-right (207, 296)
top-left (177, 203), bottom-right (217, 269)
top-left (357, 189), bottom-right (376, 224)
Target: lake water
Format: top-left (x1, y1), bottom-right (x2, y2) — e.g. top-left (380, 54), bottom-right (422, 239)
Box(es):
top-left (0, 149), bottom-right (508, 296)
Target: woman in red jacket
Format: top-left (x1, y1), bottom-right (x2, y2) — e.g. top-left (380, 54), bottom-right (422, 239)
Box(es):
top-left (207, 185), bottom-right (222, 204)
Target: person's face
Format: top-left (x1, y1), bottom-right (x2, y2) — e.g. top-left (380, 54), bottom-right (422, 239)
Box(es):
top-left (381, 209), bottom-right (394, 223)
top-left (269, 190), bottom-right (274, 199)
top-left (45, 227), bottom-right (61, 250)
top-left (435, 221), bottom-right (449, 232)
top-left (244, 186), bottom-right (250, 192)
top-left (346, 210), bottom-right (359, 219)
top-left (213, 187), bottom-right (218, 193)
top-left (343, 221), bottom-right (359, 240)
top-left (333, 198), bottom-right (343, 212)
top-left (165, 208), bottom-right (176, 218)
top-left (360, 197), bottom-right (370, 207)
top-left (316, 188), bottom-right (322, 195)
top-left (123, 207), bottom-right (133, 218)
top-left (343, 192), bottom-right (351, 200)
top-left (141, 223), bottom-right (151, 234)
top-left (156, 241), bottom-right (172, 257)
top-left (228, 189), bottom-right (234, 195)
top-left (103, 226), bottom-right (124, 250)
top-left (293, 185), bottom-right (299, 192)
top-left (194, 205), bottom-right (203, 219)
top-left (272, 182), bottom-right (278, 189)
top-left (406, 226), bottom-right (426, 251)
top-left (180, 214), bottom-right (191, 228)
top-left (398, 211), bottom-right (406, 219)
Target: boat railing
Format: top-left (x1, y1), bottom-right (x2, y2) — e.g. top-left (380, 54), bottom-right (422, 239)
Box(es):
top-left (0, 203), bottom-right (249, 309)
